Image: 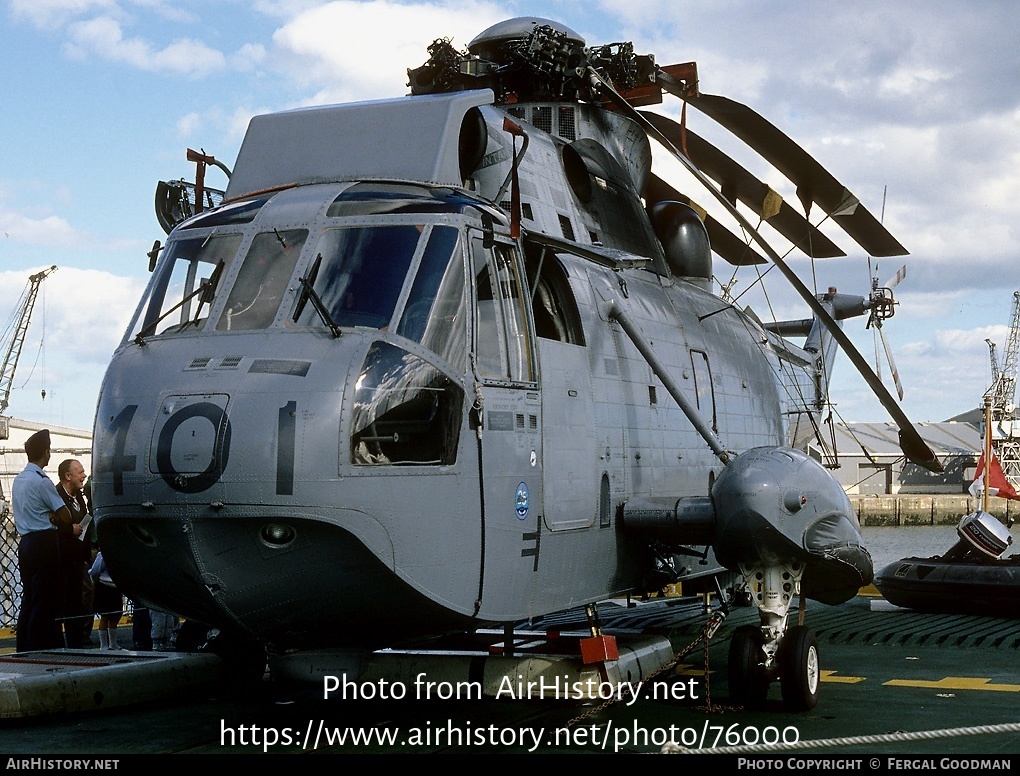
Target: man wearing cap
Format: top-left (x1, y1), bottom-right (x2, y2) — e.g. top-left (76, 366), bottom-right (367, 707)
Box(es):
top-left (12, 429), bottom-right (81, 652)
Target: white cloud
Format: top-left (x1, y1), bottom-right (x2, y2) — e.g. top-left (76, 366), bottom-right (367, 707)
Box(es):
top-left (231, 42), bottom-right (268, 71)
top-left (125, 0), bottom-right (198, 24)
top-left (9, 0), bottom-right (116, 28)
top-left (64, 15), bottom-right (228, 77)
top-left (270, 0), bottom-right (506, 103)
top-left (0, 267), bottom-right (144, 388)
top-left (0, 210), bottom-right (85, 248)
top-left (0, 200), bottom-right (140, 253)
top-left (0, 266), bottom-right (147, 429)
top-left (175, 112), bottom-right (202, 137)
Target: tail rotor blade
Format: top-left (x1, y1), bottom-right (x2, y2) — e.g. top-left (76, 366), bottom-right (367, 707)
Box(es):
top-left (884, 264), bottom-right (907, 291)
top-left (873, 325), bottom-right (882, 381)
top-left (879, 326), bottom-right (904, 402)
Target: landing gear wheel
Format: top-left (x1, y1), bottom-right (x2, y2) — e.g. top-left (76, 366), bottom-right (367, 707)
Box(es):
top-left (779, 625), bottom-right (819, 711)
top-left (728, 624), bottom-right (769, 709)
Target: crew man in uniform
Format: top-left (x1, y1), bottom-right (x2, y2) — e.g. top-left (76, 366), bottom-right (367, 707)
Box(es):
top-left (13, 429), bottom-right (81, 652)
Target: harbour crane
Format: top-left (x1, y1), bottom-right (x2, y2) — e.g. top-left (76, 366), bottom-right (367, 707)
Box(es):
top-left (984, 290), bottom-right (1020, 485)
top-left (0, 265), bottom-right (57, 519)
top-left (0, 265), bottom-right (57, 423)
top-left (985, 339), bottom-right (999, 389)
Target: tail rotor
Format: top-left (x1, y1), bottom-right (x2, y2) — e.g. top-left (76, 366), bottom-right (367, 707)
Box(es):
top-left (866, 261), bottom-right (906, 401)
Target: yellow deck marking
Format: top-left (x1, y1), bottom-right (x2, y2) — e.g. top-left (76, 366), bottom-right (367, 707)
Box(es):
top-left (885, 677), bottom-right (1020, 693)
top-left (675, 663), bottom-right (711, 676)
top-left (820, 669), bottom-right (865, 684)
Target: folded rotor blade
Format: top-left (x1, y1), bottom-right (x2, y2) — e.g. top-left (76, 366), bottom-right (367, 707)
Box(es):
top-left (645, 174), bottom-right (766, 266)
top-left (595, 69), bottom-right (941, 472)
top-left (640, 110), bottom-right (845, 259)
top-left (685, 92), bottom-right (908, 257)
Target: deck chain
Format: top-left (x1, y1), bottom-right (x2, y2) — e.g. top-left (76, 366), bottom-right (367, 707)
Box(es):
top-left (562, 611), bottom-right (739, 729)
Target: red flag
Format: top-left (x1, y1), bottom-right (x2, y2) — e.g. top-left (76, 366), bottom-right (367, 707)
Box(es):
top-left (970, 450), bottom-right (1020, 501)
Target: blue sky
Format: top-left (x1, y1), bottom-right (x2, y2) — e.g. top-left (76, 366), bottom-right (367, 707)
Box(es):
top-left (1, 0), bottom-right (1018, 433)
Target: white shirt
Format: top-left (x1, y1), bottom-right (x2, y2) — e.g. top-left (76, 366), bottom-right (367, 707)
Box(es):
top-left (12, 463), bottom-right (65, 535)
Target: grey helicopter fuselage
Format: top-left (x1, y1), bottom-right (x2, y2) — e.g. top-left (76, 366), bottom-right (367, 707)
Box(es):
top-left (92, 84), bottom-right (847, 651)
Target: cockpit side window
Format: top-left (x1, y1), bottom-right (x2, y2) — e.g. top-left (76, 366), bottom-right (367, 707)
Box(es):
top-left (471, 237), bottom-right (535, 383)
top-left (395, 226), bottom-right (467, 375)
top-left (350, 342), bottom-right (464, 466)
top-left (216, 229), bottom-right (308, 331)
top-left (130, 233), bottom-right (242, 341)
top-left (294, 226), bottom-right (422, 331)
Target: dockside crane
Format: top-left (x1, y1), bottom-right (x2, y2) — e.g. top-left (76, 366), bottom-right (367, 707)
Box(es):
top-left (986, 339), bottom-right (1000, 390)
top-left (984, 290), bottom-right (1020, 485)
top-left (0, 265), bottom-right (57, 517)
top-left (0, 265), bottom-right (57, 427)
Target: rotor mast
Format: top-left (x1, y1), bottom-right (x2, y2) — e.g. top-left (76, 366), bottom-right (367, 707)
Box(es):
top-left (0, 266), bottom-right (57, 418)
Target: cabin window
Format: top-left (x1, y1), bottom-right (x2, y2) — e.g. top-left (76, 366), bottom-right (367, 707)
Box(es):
top-left (350, 342), bottom-right (463, 466)
top-left (471, 238), bottom-right (535, 383)
top-left (394, 226), bottom-right (467, 374)
top-left (690, 349), bottom-right (717, 431)
top-left (294, 225), bottom-right (422, 331)
top-left (216, 229), bottom-right (308, 331)
top-left (131, 232), bottom-right (243, 341)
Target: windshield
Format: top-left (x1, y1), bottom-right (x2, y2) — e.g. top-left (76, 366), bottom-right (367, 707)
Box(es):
top-left (130, 233), bottom-right (242, 341)
top-left (216, 229), bottom-right (308, 331)
top-left (294, 225), bottom-right (421, 331)
top-left (293, 224), bottom-right (465, 370)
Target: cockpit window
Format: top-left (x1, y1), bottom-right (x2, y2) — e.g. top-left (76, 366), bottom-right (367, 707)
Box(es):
top-left (350, 342), bottom-right (463, 466)
top-left (130, 233), bottom-right (242, 341)
top-left (395, 226), bottom-right (466, 373)
top-left (472, 238), bottom-right (535, 383)
top-left (293, 225), bottom-right (422, 331)
top-left (180, 197), bottom-right (268, 230)
top-left (216, 229), bottom-right (308, 331)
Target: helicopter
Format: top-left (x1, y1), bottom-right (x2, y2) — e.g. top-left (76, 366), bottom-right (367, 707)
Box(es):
top-left (91, 17), bottom-right (943, 711)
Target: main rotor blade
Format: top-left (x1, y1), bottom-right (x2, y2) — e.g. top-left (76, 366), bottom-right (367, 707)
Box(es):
top-left (684, 92), bottom-right (908, 258)
top-left (640, 110), bottom-right (845, 259)
top-left (595, 69), bottom-right (942, 472)
top-left (645, 173), bottom-right (767, 266)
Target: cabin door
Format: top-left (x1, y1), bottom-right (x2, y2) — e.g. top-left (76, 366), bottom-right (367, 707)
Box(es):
top-left (538, 339), bottom-right (597, 530)
top-left (469, 232), bottom-right (542, 618)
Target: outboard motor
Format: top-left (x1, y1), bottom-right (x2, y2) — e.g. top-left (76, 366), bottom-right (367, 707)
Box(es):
top-left (943, 511), bottom-right (1013, 561)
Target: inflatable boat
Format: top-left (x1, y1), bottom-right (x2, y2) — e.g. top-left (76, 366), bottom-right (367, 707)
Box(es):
top-left (874, 511), bottom-right (1020, 617)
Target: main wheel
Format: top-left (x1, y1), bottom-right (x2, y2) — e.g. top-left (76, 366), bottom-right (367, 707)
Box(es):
top-left (779, 625), bottom-right (820, 711)
top-left (728, 624), bottom-right (769, 709)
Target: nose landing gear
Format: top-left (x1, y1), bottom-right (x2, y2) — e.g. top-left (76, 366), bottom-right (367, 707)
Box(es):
top-left (727, 562), bottom-right (819, 711)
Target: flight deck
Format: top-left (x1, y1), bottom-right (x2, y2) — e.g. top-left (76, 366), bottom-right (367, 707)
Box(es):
top-left (2, 591), bottom-right (1019, 755)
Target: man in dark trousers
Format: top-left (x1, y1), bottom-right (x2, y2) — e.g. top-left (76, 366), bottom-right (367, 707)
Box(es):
top-left (12, 430), bottom-right (79, 652)
top-left (55, 458), bottom-right (91, 648)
